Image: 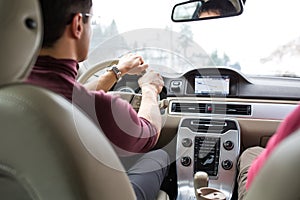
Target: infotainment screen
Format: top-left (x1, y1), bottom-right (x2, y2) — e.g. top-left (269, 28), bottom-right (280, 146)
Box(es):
top-left (194, 76), bottom-right (230, 95)
top-left (194, 136), bottom-right (220, 176)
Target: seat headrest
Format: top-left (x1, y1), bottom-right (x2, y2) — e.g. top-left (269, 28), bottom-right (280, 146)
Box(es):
top-left (0, 0), bottom-right (42, 86)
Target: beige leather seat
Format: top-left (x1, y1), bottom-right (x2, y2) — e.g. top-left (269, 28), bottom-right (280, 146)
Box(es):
top-left (245, 128), bottom-right (300, 200)
top-left (0, 0), bottom-right (168, 199)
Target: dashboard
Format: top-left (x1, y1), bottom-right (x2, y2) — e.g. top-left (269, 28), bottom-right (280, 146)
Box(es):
top-left (83, 65), bottom-right (300, 199)
top-left (108, 66), bottom-right (299, 149)
top-left (112, 67), bottom-right (300, 100)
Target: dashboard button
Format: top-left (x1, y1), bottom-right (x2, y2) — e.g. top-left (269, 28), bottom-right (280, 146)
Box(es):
top-left (222, 160), bottom-right (233, 170)
top-left (223, 140), bottom-right (234, 150)
top-left (170, 80), bottom-right (182, 92)
top-left (182, 138), bottom-right (193, 147)
top-left (181, 156), bottom-right (192, 167)
top-left (172, 81), bottom-right (181, 86)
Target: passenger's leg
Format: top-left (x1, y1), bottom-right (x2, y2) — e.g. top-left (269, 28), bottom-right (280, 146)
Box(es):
top-left (237, 146), bottom-right (264, 200)
top-left (127, 149), bottom-right (170, 200)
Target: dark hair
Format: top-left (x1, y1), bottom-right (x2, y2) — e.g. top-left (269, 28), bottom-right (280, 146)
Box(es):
top-left (39, 0), bottom-right (93, 48)
top-left (200, 0), bottom-right (236, 16)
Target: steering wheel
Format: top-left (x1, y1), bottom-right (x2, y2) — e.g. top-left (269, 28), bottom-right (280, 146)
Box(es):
top-left (77, 59), bottom-right (119, 83)
top-left (77, 59), bottom-right (168, 111)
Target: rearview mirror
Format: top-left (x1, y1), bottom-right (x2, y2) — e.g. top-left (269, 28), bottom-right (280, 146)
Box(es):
top-left (171, 0), bottom-right (244, 22)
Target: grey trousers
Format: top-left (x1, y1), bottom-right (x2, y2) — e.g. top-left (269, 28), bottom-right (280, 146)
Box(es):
top-left (237, 146), bottom-right (264, 200)
top-left (126, 149), bottom-right (170, 200)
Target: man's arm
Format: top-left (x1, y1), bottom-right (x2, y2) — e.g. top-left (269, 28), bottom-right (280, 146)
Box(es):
top-left (88, 70), bottom-right (164, 155)
top-left (84, 70), bottom-right (119, 92)
top-left (84, 53), bottom-right (148, 92)
top-left (137, 70), bottom-right (164, 144)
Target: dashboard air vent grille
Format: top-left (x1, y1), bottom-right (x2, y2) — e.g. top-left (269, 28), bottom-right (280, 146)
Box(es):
top-left (171, 102), bottom-right (251, 115)
top-left (171, 102), bottom-right (207, 113)
top-left (214, 104), bottom-right (251, 115)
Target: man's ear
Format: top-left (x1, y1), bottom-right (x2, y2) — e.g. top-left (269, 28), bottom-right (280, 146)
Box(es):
top-left (70, 13), bottom-right (84, 39)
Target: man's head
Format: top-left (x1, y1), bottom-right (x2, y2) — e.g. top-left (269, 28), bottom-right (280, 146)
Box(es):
top-left (198, 0), bottom-right (236, 18)
top-left (39, 0), bottom-right (92, 48)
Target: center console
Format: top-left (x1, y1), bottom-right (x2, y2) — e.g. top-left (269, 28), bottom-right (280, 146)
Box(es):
top-left (176, 117), bottom-right (240, 200)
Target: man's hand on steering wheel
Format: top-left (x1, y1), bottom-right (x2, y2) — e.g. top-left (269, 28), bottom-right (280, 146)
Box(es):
top-left (138, 70), bottom-right (164, 95)
top-left (117, 53), bottom-right (148, 76)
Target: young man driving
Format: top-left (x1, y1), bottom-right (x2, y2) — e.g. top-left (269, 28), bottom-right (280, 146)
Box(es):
top-left (26, 0), bottom-right (170, 199)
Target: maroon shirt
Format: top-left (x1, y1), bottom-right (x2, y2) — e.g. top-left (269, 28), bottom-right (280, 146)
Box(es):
top-left (27, 56), bottom-right (158, 154)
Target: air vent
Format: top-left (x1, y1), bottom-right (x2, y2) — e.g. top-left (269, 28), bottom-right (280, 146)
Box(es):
top-left (214, 104), bottom-right (251, 115)
top-left (171, 102), bottom-right (207, 113)
top-left (171, 102), bottom-right (251, 116)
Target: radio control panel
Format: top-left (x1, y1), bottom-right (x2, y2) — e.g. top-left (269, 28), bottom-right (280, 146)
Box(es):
top-left (176, 117), bottom-right (240, 200)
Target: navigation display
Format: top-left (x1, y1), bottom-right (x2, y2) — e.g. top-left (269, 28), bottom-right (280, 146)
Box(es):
top-left (195, 76), bottom-right (230, 95)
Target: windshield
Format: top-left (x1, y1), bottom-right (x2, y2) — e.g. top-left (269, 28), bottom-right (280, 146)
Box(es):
top-left (85, 0), bottom-right (300, 78)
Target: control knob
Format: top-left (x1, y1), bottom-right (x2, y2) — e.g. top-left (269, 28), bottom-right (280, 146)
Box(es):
top-left (223, 140), bottom-right (234, 150)
top-left (181, 156), bottom-right (192, 167)
top-left (222, 159), bottom-right (233, 170)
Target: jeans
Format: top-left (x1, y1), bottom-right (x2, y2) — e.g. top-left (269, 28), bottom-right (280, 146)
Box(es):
top-left (126, 149), bottom-right (170, 200)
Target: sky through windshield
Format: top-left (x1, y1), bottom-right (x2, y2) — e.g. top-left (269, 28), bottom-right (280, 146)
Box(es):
top-left (90, 0), bottom-right (300, 77)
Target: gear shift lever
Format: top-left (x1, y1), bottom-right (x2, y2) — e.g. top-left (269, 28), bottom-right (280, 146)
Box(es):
top-left (194, 171), bottom-right (226, 200)
top-left (194, 171), bottom-right (208, 192)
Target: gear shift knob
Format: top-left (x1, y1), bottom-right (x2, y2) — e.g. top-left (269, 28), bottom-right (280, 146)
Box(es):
top-left (194, 171), bottom-right (209, 191)
top-left (194, 172), bottom-right (226, 200)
